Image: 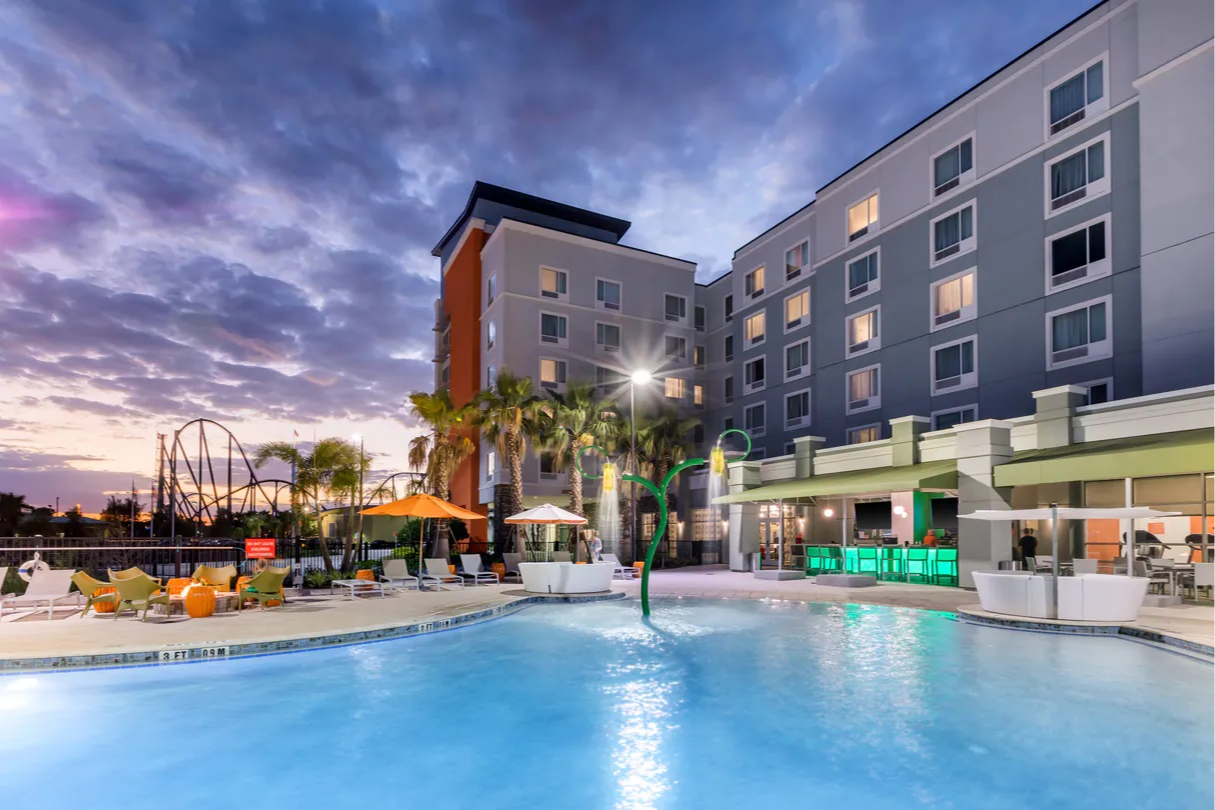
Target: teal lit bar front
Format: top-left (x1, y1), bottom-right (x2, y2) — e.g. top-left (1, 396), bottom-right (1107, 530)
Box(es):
top-left (802, 545), bottom-right (958, 586)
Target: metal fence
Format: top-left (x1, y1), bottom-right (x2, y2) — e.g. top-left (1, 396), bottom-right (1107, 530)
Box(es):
top-left (0, 537), bottom-right (397, 585)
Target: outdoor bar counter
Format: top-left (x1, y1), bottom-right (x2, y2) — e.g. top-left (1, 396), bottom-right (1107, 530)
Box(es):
top-left (802, 544), bottom-right (959, 585)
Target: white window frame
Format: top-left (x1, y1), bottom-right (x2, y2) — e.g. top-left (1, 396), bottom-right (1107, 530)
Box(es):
top-left (1044, 131), bottom-right (1110, 218)
top-left (664, 333), bottom-right (688, 361)
top-left (694, 344), bottom-right (705, 369)
top-left (486, 364), bottom-right (496, 387)
top-left (784, 337), bottom-right (811, 381)
top-left (784, 240), bottom-right (809, 283)
top-left (743, 357), bottom-right (766, 394)
top-left (845, 304), bottom-right (881, 357)
top-left (930, 335), bottom-right (979, 395)
top-left (723, 375), bottom-right (735, 404)
top-left (784, 387), bottom-right (812, 429)
top-left (1078, 377), bottom-right (1114, 406)
top-left (439, 360), bottom-right (450, 389)
top-left (724, 294), bottom-right (734, 323)
top-left (930, 405), bottom-right (978, 432)
top-left (539, 449), bottom-right (559, 480)
top-left (846, 190), bottom-right (879, 243)
top-left (744, 310), bottom-right (766, 349)
top-left (929, 267), bottom-right (978, 332)
top-left (486, 319), bottom-right (496, 350)
top-left (744, 265), bottom-right (765, 299)
top-left (1044, 212), bottom-right (1112, 294)
top-left (743, 402), bottom-right (767, 438)
top-left (929, 199), bottom-right (977, 267)
top-left (1044, 52), bottom-right (1109, 140)
top-left (929, 132), bottom-right (976, 198)
top-left (664, 293), bottom-right (689, 325)
top-left (595, 320), bottom-right (621, 354)
top-left (538, 310), bottom-right (568, 348)
top-left (693, 384), bottom-right (704, 408)
top-left (487, 273), bottom-right (497, 306)
top-left (595, 365), bottom-right (621, 394)
top-left (595, 276), bottom-right (622, 311)
top-left (486, 449), bottom-right (496, 482)
top-left (846, 363), bottom-right (881, 414)
top-left (724, 334), bottom-right (734, 362)
top-left (783, 288), bottom-right (811, 333)
top-left (694, 305), bottom-right (706, 332)
top-left (848, 423), bottom-right (882, 445)
top-left (540, 265), bottom-right (569, 302)
top-left (1045, 294), bottom-right (1113, 370)
top-left (664, 376), bottom-right (687, 400)
top-left (845, 247), bottom-right (880, 302)
top-left (539, 357), bottom-right (568, 392)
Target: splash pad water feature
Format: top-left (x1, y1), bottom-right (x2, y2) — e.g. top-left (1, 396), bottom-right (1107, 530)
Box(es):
top-left (578, 428), bottom-right (751, 616)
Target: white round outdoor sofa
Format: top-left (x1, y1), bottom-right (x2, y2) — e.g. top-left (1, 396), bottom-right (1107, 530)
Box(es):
top-left (973, 571), bottom-right (1150, 622)
top-left (519, 562), bottom-right (615, 595)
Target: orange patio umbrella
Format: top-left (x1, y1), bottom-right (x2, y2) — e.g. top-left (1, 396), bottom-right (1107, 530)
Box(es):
top-left (361, 494), bottom-right (485, 580)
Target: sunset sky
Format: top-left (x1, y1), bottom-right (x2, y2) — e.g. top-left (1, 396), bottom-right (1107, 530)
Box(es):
top-left (0, 0), bottom-right (1092, 511)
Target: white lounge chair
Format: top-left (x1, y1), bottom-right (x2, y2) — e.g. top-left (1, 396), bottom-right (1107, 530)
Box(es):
top-left (380, 559), bottom-right (419, 591)
top-left (458, 554), bottom-right (499, 586)
top-left (602, 553), bottom-right (639, 580)
top-left (1072, 558), bottom-right (1099, 575)
top-left (0, 569), bottom-right (79, 619)
top-left (553, 551), bottom-right (572, 563)
top-left (0, 567), bottom-right (11, 598)
top-left (501, 553), bottom-right (524, 583)
top-left (422, 558), bottom-right (463, 590)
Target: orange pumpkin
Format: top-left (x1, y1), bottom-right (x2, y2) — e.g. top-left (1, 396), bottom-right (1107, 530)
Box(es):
top-left (92, 586), bottom-right (117, 614)
top-left (184, 585), bottom-right (216, 618)
top-left (355, 569), bottom-right (376, 582)
top-left (491, 562), bottom-right (506, 580)
top-left (167, 577), bottom-right (192, 596)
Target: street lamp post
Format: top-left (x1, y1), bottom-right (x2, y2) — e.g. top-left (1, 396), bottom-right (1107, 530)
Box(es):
top-left (629, 370), bottom-right (651, 562)
top-left (353, 433), bottom-right (365, 563)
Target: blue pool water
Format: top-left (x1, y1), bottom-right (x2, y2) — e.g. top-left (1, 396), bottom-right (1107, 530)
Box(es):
top-left (1, 599), bottom-right (1210, 809)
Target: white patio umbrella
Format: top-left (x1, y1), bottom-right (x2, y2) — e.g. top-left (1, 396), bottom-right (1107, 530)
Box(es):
top-left (504, 504), bottom-right (588, 561)
top-left (962, 505), bottom-right (1181, 612)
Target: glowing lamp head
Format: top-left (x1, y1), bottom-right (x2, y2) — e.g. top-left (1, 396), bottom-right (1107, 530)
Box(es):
top-left (822, 508), bottom-right (835, 518)
top-left (630, 370), bottom-right (652, 385)
top-left (602, 462), bottom-right (617, 493)
top-left (710, 445), bottom-right (726, 476)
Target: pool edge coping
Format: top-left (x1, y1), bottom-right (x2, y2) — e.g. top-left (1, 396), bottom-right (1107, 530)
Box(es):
top-left (0, 591), bottom-right (626, 675)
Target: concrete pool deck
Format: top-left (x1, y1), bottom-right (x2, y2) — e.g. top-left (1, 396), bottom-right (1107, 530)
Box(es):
top-left (1, 567), bottom-right (1209, 671)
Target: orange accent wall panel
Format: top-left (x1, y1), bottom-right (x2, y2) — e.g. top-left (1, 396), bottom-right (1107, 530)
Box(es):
top-left (1085, 518), bottom-right (1120, 562)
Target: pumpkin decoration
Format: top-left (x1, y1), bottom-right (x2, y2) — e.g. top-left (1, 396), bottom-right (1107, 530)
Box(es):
top-left (355, 569), bottom-right (376, 582)
top-left (184, 585), bottom-right (216, 618)
top-left (167, 577), bottom-right (192, 596)
top-left (491, 562), bottom-right (506, 580)
top-left (92, 586), bottom-right (117, 614)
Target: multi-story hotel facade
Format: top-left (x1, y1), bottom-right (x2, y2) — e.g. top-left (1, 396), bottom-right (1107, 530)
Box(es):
top-left (434, 0), bottom-right (1214, 571)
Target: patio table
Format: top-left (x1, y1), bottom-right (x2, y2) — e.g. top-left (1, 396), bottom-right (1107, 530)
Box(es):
top-left (330, 579), bottom-right (386, 600)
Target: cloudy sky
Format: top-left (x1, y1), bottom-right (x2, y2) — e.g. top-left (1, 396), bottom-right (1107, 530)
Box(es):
top-left (0, 0), bottom-right (1093, 511)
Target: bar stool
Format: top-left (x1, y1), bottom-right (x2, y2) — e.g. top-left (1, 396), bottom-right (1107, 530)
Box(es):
top-left (879, 547), bottom-right (904, 582)
top-left (906, 547), bottom-right (932, 584)
top-left (818, 546), bottom-right (842, 574)
top-left (805, 546), bottom-right (824, 576)
top-left (933, 548), bottom-right (959, 586)
top-left (856, 547), bottom-right (879, 576)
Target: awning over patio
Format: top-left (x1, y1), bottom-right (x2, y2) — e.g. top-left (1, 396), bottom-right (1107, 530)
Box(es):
top-left (993, 429), bottom-right (1214, 488)
top-left (710, 460), bottom-right (957, 505)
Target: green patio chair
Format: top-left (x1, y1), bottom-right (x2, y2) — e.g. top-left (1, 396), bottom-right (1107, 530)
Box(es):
top-left (71, 571), bottom-right (116, 618)
top-left (856, 547), bottom-right (879, 576)
top-left (110, 573), bottom-right (170, 621)
top-left (878, 547), bottom-right (904, 582)
top-left (805, 546), bottom-right (823, 575)
top-left (817, 546), bottom-right (842, 574)
top-left (934, 548), bottom-right (959, 586)
top-left (192, 564), bottom-right (237, 591)
top-left (109, 566), bottom-right (163, 585)
top-left (237, 566), bottom-right (289, 611)
top-left (906, 547), bottom-right (932, 584)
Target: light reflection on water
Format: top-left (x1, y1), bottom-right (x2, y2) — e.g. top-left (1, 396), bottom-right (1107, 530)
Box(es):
top-left (0, 599), bottom-right (1210, 810)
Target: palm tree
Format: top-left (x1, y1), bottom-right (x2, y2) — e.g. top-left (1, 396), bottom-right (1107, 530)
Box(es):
top-left (407, 389), bottom-right (476, 558)
top-left (253, 438), bottom-right (363, 573)
top-left (636, 405), bottom-right (700, 564)
top-left (543, 383), bottom-right (615, 518)
top-left (474, 370), bottom-right (545, 551)
top-left (0, 492), bottom-right (29, 535)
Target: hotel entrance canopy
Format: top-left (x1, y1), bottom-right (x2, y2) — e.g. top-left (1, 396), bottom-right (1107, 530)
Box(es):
top-left (711, 460), bottom-right (957, 505)
top-left (993, 429), bottom-right (1213, 488)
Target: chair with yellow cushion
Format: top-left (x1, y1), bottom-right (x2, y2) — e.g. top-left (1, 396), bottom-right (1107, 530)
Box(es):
top-left (191, 564), bottom-right (237, 591)
top-left (71, 571), bottom-right (117, 617)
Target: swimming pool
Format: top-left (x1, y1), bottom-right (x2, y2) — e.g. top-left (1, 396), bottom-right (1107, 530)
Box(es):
top-left (1, 599), bottom-right (1209, 809)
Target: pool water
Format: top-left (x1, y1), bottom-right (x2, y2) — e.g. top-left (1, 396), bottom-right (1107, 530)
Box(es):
top-left (1, 599), bottom-right (1210, 809)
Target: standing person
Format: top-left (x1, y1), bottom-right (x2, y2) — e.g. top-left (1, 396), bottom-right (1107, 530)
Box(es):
top-left (1018, 528), bottom-right (1038, 571)
top-left (588, 532), bottom-right (604, 562)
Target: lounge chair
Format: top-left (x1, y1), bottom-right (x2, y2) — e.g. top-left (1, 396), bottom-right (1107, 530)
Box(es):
top-left (459, 554), bottom-right (500, 586)
top-left (502, 553), bottom-right (524, 583)
top-left (602, 553), bottom-right (639, 580)
top-left (110, 572), bottom-right (170, 621)
top-left (380, 559), bottom-right (420, 591)
top-left (0, 567), bottom-right (11, 599)
top-left (71, 571), bottom-right (118, 617)
top-left (0, 569), bottom-right (79, 619)
top-left (237, 566), bottom-right (289, 611)
top-left (553, 551), bottom-right (572, 563)
top-left (422, 558), bottom-right (463, 590)
top-left (192, 564), bottom-right (237, 591)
